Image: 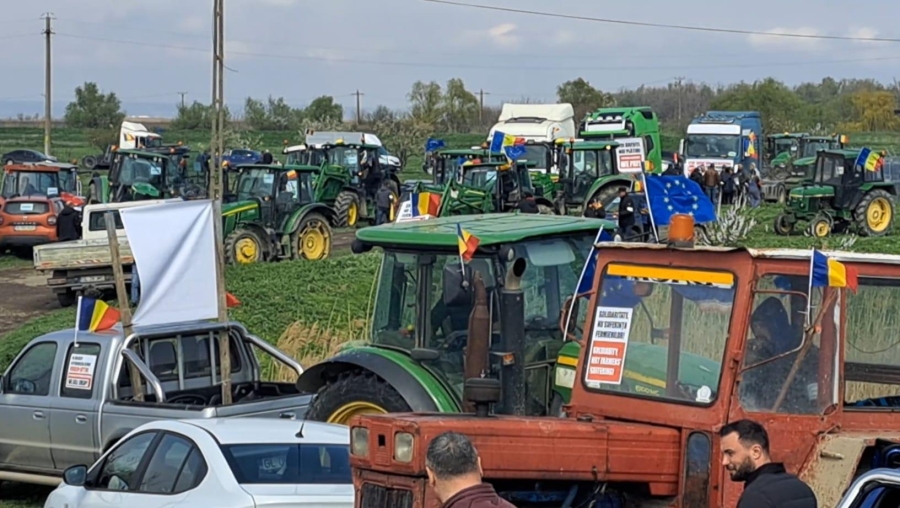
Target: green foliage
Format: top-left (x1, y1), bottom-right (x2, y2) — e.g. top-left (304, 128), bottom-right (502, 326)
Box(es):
top-left (172, 101), bottom-right (228, 130)
top-left (557, 78), bottom-right (615, 122)
top-left (63, 82), bottom-right (125, 129)
top-left (305, 96), bottom-right (344, 124)
top-left (711, 78), bottom-right (807, 132)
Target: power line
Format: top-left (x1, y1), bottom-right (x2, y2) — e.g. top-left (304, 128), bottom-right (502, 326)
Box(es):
top-left (422, 0), bottom-right (900, 44)
top-left (53, 32), bottom-right (900, 71)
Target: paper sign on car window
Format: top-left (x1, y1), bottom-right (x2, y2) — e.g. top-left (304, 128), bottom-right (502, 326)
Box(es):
top-left (65, 354), bottom-right (98, 390)
top-left (20, 203), bottom-right (34, 212)
top-left (48, 187), bottom-right (59, 196)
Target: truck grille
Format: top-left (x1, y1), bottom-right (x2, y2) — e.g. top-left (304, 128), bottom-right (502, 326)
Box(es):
top-left (361, 483), bottom-right (413, 508)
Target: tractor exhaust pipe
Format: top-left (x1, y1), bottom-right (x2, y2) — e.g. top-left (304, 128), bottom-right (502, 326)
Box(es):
top-left (463, 273), bottom-right (490, 413)
top-left (500, 257), bottom-right (527, 415)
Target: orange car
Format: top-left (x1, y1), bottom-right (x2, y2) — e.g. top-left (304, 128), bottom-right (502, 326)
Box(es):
top-left (0, 195), bottom-right (63, 249)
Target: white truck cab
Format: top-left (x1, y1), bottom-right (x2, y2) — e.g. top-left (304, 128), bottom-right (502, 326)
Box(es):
top-left (486, 103), bottom-right (576, 174)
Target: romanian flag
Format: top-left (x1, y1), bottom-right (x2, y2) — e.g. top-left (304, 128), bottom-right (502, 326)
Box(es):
top-left (411, 192), bottom-right (441, 217)
top-left (489, 131), bottom-right (525, 154)
top-left (856, 147), bottom-right (884, 172)
top-left (811, 249), bottom-right (858, 293)
top-left (456, 224), bottom-right (480, 262)
top-left (77, 297), bottom-right (120, 332)
top-left (226, 292), bottom-right (241, 308)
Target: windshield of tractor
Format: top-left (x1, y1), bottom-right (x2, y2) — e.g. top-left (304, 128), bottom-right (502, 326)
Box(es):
top-left (2, 171), bottom-right (60, 198)
top-left (801, 141), bottom-right (836, 158)
top-left (462, 167), bottom-right (498, 189)
top-left (585, 264), bottom-right (735, 405)
top-left (58, 169), bottom-right (77, 193)
top-left (236, 168), bottom-right (277, 201)
top-left (571, 149), bottom-right (614, 178)
top-left (519, 145), bottom-right (551, 171)
top-left (685, 135), bottom-right (740, 159)
top-left (286, 148), bottom-right (327, 167)
top-left (326, 147), bottom-right (359, 173)
top-left (774, 138), bottom-right (798, 156)
top-left (117, 156), bottom-right (165, 188)
top-left (813, 155), bottom-right (845, 185)
top-left (371, 234), bottom-right (593, 398)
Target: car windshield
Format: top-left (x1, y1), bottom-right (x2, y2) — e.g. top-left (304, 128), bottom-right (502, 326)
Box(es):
top-left (2, 171), bottom-right (59, 198)
top-left (371, 234), bottom-right (594, 404)
top-left (685, 135), bottom-right (740, 159)
top-left (236, 169), bottom-right (276, 201)
top-left (571, 149), bottom-right (614, 178)
top-left (221, 443), bottom-right (350, 485)
top-left (585, 264), bottom-right (735, 405)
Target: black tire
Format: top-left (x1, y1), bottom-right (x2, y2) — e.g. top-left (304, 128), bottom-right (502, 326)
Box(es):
top-left (855, 189), bottom-right (894, 237)
top-left (224, 228), bottom-right (266, 264)
top-left (591, 185), bottom-right (621, 209)
top-left (774, 213), bottom-right (794, 236)
top-left (305, 371), bottom-right (411, 425)
top-left (57, 290), bottom-right (76, 308)
top-left (82, 155), bottom-right (98, 170)
top-left (291, 213), bottom-right (332, 261)
top-left (334, 191), bottom-right (360, 228)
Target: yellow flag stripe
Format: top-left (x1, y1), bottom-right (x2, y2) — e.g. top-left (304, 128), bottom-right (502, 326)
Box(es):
top-left (826, 258), bottom-right (848, 287)
top-left (89, 300), bottom-right (110, 331)
top-left (607, 264), bottom-right (734, 286)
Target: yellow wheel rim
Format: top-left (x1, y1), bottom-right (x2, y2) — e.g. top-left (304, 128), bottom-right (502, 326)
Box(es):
top-left (814, 221), bottom-right (829, 237)
top-left (867, 197), bottom-right (892, 232)
top-left (347, 202), bottom-right (358, 226)
top-left (300, 221), bottom-right (330, 260)
top-left (234, 238), bottom-right (259, 264)
top-left (327, 401), bottom-right (387, 424)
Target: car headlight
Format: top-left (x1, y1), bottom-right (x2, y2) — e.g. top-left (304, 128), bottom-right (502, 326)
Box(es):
top-left (351, 427), bottom-right (368, 457)
top-left (394, 432), bottom-right (414, 463)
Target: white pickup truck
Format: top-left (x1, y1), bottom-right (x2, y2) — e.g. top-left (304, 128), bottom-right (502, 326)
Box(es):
top-left (33, 199), bottom-right (179, 307)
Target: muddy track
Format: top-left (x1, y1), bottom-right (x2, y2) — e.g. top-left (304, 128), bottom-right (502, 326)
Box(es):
top-left (0, 267), bottom-right (57, 336)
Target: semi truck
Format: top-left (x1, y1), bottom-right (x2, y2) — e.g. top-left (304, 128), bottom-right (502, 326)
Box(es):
top-left (579, 106), bottom-right (663, 175)
top-left (486, 103), bottom-right (576, 174)
top-left (681, 110), bottom-right (763, 176)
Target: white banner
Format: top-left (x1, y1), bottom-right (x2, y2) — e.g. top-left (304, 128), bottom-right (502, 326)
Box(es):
top-left (119, 200), bottom-right (219, 326)
top-left (615, 137), bottom-right (646, 174)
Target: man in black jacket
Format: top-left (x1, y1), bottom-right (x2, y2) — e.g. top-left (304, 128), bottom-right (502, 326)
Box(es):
top-left (720, 419), bottom-right (817, 508)
top-left (616, 187), bottom-right (635, 238)
top-left (56, 204), bottom-right (81, 241)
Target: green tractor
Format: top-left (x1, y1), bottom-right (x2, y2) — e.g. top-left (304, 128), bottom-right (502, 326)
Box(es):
top-left (87, 148), bottom-right (201, 204)
top-left (763, 133), bottom-right (848, 203)
top-left (221, 164), bottom-right (334, 264)
top-left (297, 213), bottom-right (618, 423)
top-left (434, 159), bottom-right (557, 216)
top-left (774, 149), bottom-right (897, 238)
top-left (579, 106), bottom-right (663, 174)
top-left (418, 147), bottom-right (505, 190)
top-left (551, 139), bottom-right (636, 216)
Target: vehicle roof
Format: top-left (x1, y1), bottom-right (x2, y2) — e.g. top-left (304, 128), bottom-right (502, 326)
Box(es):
top-left (3, 195), bottom-right (59, 203)
top-left (237, 163), bottom-right (319, 172)
top-left (565, 140), bottom-right (621, 150)
top-left (770, 133), bottom-right (808, 139)
top-left (805, 135), bottom-right (838, 141)
top-left (321, 141), bottom-right (379, 149)
top-left (822, 149), bottom-right (862, 158)
top-left (586, 106), bottom-right (653, 117)
top-left (357, 213), bottom-right (615, 248)
top-left (3, 163), bottom-right (60, 173)
top-left (21, 161), bottom-right (78, 170)
top-left (29, 320), bottom-right (250, 348)
top-left (115, 148), bottom-right (171, 159)
top-left (180, 418), bottom-right (349, 445)
top-left (83, 198), bottom-right (181, 213)
top-left (595, 242), bottom-right (900, 265)
top-left (436, 148), bottom-right (490, 156)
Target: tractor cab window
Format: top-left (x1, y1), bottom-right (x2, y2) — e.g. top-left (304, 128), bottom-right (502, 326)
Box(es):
top-left (586, 264), bottom-right (735, 405)
top-left (2, 171), bottom-right (59, 198)
top-left (802, 141), bottom-right (831, 158)
top-left (58, 170), bottom-right (77, 193)
top-left (572, 150), bottom-right (614, 179)
top-left (236, 169), bottom-right (276, 201)
top-left (462, 167), bottom-right (497, 189)
top-left (774, 138), bottom-right (798, 156)
top-left (327, 147), bottom-right (358, 174)
top-left (119, 157), bottom-right (164, 188)
top-left (521, 145), bottom-right (551, 171)
top-left (739, 274), bottom-right (836, 415)
top-left (815, 156), bottom-right (842, 185)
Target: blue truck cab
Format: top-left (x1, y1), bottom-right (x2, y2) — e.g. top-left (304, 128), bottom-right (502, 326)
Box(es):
top-left (680, 111), bottom-right (762, 177)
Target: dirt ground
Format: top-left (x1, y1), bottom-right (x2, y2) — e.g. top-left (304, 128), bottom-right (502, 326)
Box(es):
top-left (0, 267), bottom-right (58, 336)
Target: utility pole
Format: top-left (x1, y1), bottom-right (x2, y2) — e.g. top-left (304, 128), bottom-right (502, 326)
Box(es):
top-left (210, 0), bottom-right (231, 405)
top-left (178, 91), bottom-right (188, 109)
top-left (674, 77), bottom-right (685, 125)
top-left (353, 90), bottom-right (363, 125)
top-left (478, 89), bottom-right (490, 125)
top-left (42, 13), bottom-right (54, 156)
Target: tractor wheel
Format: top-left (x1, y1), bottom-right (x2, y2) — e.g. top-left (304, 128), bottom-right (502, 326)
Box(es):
top-left (855, 189), bottom-right (894, 237)
top-left (776, 185), bottom-right (788, 205)
top-left (225, 228), bottom-right (266, 265)
top-left (334, 191), bottom-right (360, 228)
top-left (593, 186), bottom-right (621, 208)
top-left (82, 155), bottom-right (97, 170)
top-left (56, 290), bottom-right (77, 308)
top-left (808, 215), bottom-right (832, 238)
top-left (773, 213), bottom-right (794, 236)
top-left (305, 371), bottom-right (411, 425)
top-left (292, 213), bottom-right (332, 261)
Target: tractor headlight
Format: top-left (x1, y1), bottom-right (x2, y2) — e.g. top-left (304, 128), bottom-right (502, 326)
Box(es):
top-left (394, 432), bottom-right (414, 463)
top-left (351, 427), bottom-right (369, 457)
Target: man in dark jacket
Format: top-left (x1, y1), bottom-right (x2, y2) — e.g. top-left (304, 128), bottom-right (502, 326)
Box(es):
top-left (516, 192), bottom-right (539, 213)
top-left (56, 204), bottom-right (81, 241)
top-left (584, 198), bottom-right (606, 219)
top-left (720, 419), bottom-right (816, 508)
top-left (375, 181), bottom-right (395, 225)
top-left (616, 187), bottom-right (635, 238)
top-left (426, 432), bottom-right (516, 508)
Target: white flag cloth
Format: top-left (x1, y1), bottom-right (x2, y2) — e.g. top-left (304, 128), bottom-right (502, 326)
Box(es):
top-left (119, 199), bottom-right (219, 326)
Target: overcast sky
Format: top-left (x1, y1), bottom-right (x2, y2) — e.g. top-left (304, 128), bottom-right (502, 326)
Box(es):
top-left (2, 0), bottom-right (899, 118)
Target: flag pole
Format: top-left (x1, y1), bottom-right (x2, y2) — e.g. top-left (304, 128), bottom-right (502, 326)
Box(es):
top-left (73, 295), bottom-right (82, 347)
top-left (640, 170), bottom-right (659, 243)
top-left (806, 248), bottom-right (815, 328)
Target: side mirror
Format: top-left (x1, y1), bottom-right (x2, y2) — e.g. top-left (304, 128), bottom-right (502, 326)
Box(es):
top-left (63, 465), bottom-right (88, 487)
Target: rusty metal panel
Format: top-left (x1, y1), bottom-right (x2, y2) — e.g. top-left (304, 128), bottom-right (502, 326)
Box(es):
top-left (800, 435), bottom-right (867, 508)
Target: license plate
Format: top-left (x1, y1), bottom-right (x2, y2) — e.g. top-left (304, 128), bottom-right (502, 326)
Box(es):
top-left (80, 276), bottom-right (107, 283)
top-left (14, 225), bottom-right (36, 231)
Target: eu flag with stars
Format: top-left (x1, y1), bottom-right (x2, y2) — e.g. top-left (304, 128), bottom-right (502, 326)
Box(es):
top-left (425, 138), bottom-right (445, 152)
top-left (644, 174), bottom-right (716, 226)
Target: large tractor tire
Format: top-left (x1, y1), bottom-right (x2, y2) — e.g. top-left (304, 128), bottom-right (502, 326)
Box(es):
top-left (305, 371), bottom-right (411, 425)
top-left (592, 186), bottom-right (621, 210)
top-left (773, 213), bottom-right (794, 236)
top-left (334, 191), bottom-right (360, 228)
top-left (291, 213), bottom-right (332, 261)
top-left (225, 228), bottom-right (266, 264)
top-left (808, 214), bottom-right (832, 238)
top-left (82, 155), bottom-right (98, 170)
top-left (855, 189), bottom-right (894, 237)
top-left (776, 184), bottom-right (788, 205)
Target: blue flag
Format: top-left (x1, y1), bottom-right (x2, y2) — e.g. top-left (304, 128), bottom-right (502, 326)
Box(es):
top-left (425, 138), bottom-right (445, 152)
top-left (489, 131), bottom-right (505, 153)
top-left (504, 144), bottom-right (527, 161)
top-left (644, 174), bottom-right (716, 226)
top-left (576, 228), bottom-right (613, 295)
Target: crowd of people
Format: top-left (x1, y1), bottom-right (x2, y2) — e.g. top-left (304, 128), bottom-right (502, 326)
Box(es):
top-left (678, 161), bottom-right (764, 208)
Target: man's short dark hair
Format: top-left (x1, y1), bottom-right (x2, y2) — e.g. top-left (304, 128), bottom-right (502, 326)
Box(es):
top-left (425, 432), bottom-right (479, 480)
top-left (618, 187), bottom-right (628, 194)
top-left (720, 419), bottom-right (770, 454)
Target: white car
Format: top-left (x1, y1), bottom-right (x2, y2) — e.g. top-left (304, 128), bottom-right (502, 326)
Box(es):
top-left (44, 418), bottom-right (353, 508)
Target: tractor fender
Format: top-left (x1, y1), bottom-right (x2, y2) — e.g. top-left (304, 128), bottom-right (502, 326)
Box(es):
top-left (285, 203), bottom-right (335, 235)
top-left (296, 349), bottom-right (459, 413)
top-left (230, 222), bottom-right (271, 252)
top-left (585, 175), bottom-right (633, 203)
top-left (88, 175), bottom-right (108, 204)
top-left (798, 435), bottom-right (870, 508)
